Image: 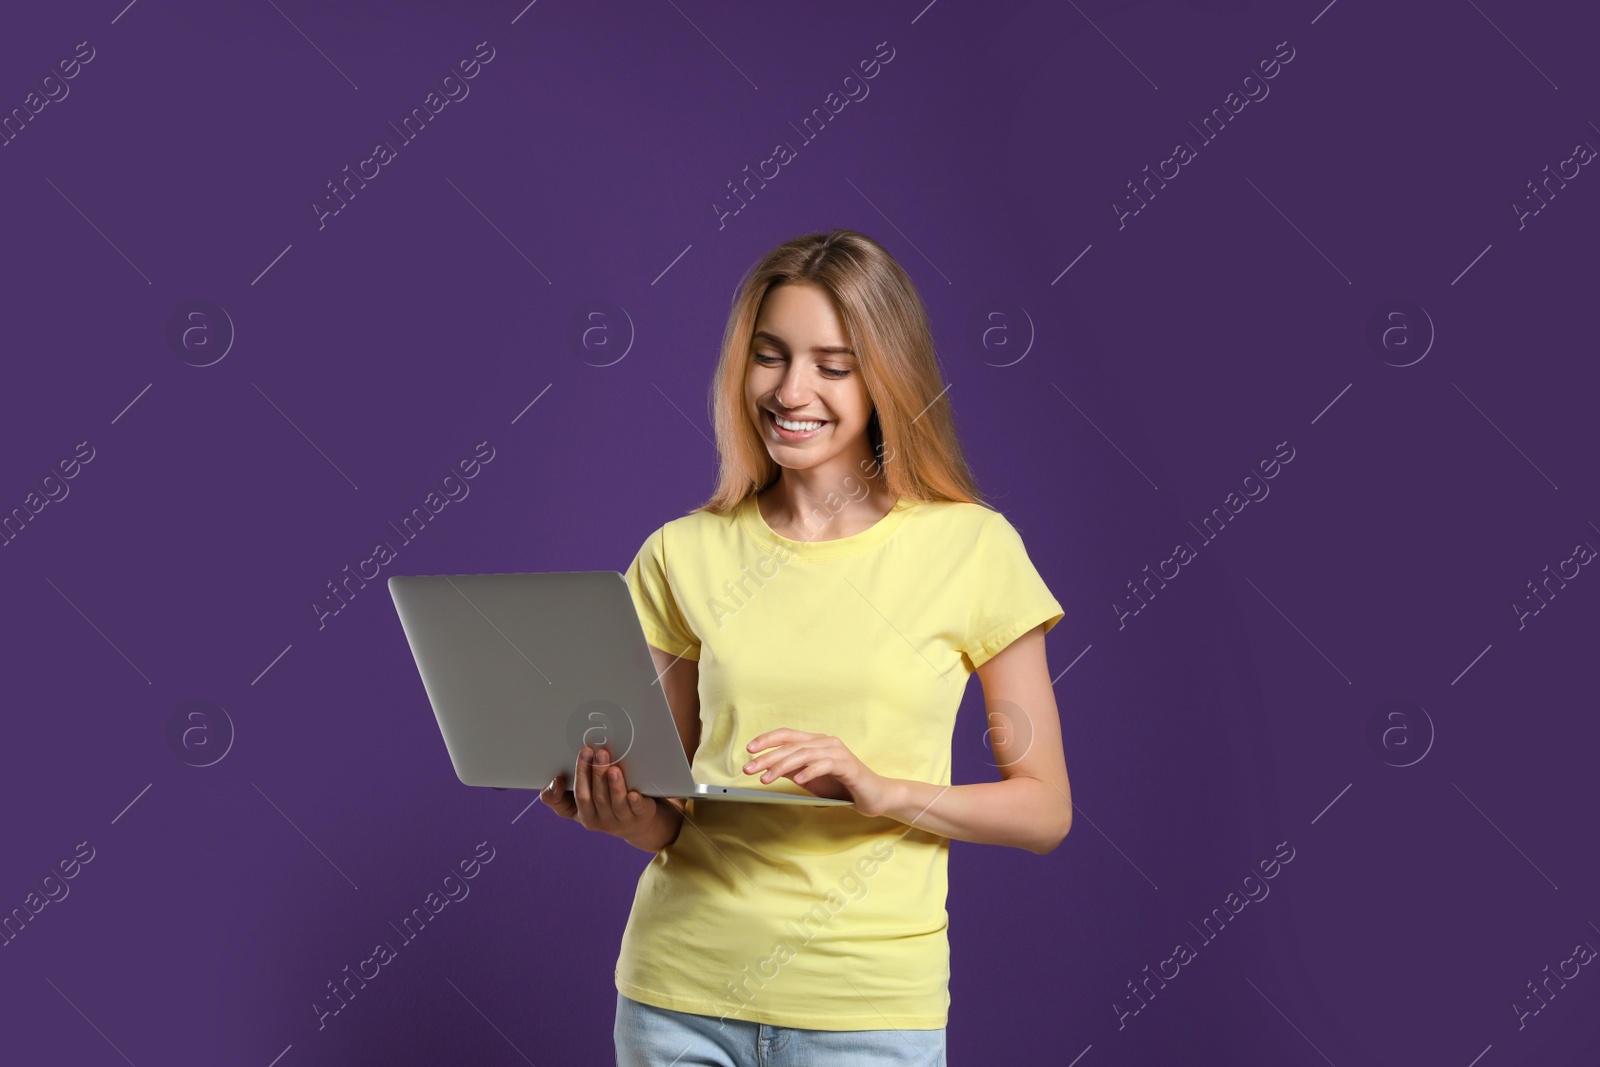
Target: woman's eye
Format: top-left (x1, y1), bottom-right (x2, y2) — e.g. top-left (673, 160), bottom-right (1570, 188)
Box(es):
top-left (753, 352), bottom-right (848, 378)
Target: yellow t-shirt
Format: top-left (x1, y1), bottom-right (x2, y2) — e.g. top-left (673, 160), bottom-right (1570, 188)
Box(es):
top-left (615, 493), bottom-right (1064, 1030)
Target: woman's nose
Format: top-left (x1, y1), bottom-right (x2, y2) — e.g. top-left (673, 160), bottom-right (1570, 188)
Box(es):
top-left (776, 375), bottom-right (812, 408)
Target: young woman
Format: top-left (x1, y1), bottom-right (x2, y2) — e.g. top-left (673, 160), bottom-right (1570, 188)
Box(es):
top-left (541, 229), bottom-right (1072, 1066)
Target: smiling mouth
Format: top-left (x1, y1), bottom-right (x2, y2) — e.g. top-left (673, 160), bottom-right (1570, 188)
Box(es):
top-left (764, 409), bottom-right (829, 438)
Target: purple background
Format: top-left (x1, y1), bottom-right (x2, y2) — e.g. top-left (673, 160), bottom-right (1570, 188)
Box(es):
top-left (3, 0), bottom-right (1597, 1063)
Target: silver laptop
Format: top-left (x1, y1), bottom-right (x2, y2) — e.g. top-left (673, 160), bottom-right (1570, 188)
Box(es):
top-left (388, 571), bottom-right (851, 807)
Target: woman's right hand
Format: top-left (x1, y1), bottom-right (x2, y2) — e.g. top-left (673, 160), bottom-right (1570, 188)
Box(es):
top-left (541, 744), bottom-right (675, 848)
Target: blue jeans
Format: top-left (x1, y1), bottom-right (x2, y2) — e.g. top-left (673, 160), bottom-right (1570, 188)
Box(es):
top-left (614, 992), bottom-right (948, 1067)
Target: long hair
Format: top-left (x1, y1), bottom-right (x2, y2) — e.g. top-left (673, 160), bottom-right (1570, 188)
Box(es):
top-left (694, 229), bottom-right (985, 515)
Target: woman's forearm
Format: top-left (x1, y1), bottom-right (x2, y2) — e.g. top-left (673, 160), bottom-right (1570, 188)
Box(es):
top-left (879, 776), bottom-right (1071, 855)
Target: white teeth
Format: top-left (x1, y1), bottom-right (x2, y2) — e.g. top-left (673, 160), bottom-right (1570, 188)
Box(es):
top-left (773, 413), bottom-right (824, 432)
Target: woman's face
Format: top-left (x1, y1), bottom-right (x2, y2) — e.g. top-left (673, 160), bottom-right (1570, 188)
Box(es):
top-left (743, 282), bottom-right (876, 477)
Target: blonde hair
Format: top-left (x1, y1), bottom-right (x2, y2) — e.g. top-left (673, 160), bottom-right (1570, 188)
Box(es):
top-left (694, 229), bottom-right (985, 515)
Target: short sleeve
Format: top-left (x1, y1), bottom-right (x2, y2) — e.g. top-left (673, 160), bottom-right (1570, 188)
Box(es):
top-left (961, 511), bottom-right (1064, 671)
top-left (624, 524), bottom-right (701, 661)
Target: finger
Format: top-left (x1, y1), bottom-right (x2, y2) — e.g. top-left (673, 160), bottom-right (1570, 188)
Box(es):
top-left (573, 747), bottom-right (597, 823)
top-left (594, 753), bottom-right (627, 821)
top-left (595, 751), bottom-right (624, 825)
top-left (743, 738), bottom-right (818, 774)
top-left (542, 774), bottom-right (576, 818)
top-left (552, 790), bottom-right (577, 818)
top-left (743, 743), bottom-right (790, 775)
top-left (604, 763), bottom-right (633, 821)
top-left (750, 742), bottom-right (826, 782)
top-left (757, 755), bottom-right (805, 784)
top-left (773, 736), bottom-right (843, 767)
top-left (779, 742), bottom-right (843, 782)
top-left (591, 747), bottom-right (621, 826)
top-left (626, 789), bottom-right (653, 819)
top-left (746, 728), bottom-right (813, 754)
top-left (792, 757), bottom-right (836, 786)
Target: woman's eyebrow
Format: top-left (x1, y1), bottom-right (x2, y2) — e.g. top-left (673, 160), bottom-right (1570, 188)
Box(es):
top-left (753, 330), bottom-right (856, 357)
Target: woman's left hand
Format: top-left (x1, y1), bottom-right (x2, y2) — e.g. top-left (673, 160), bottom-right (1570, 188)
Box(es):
top-left (743, 729), bottom-right (899, 817)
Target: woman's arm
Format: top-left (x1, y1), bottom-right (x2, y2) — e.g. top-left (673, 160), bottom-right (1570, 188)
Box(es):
top-left (622, 645), bottom-right (701, 852)
top-left (880, 624), bottom-right (1072, 855)
top-left (543, 644), bottom-right (700, 853)
top-left (742, 623), bottom-right (1073, 855)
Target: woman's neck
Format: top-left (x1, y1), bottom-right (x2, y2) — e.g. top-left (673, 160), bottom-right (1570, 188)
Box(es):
top-left (758, 476), bottom-right (896, 542)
